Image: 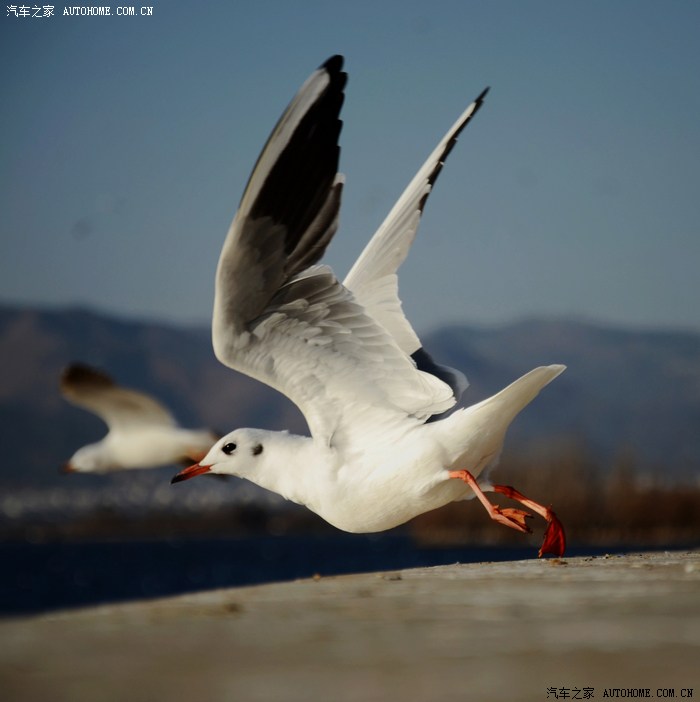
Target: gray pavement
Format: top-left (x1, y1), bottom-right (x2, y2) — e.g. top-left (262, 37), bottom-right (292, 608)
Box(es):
top-left (1, 550), bottom-right (699, 702)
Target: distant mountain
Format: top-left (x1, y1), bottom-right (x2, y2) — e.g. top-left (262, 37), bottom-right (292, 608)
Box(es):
top-left (1, 303), bottom-right (699, 491)
top-left (422, 320), bottom-right (700, 476)
top-left (0, 303), bottom-right (305, 489)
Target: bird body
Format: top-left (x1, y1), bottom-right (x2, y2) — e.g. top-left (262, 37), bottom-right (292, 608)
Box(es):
top-left (172, 56), bottom-right (567, 556)
top-left (61, 363), bottom-right (217, 473)
top-left (68, 424), bottom-right (217, 474)
top-left (177, 364), bottom-right (562, 534)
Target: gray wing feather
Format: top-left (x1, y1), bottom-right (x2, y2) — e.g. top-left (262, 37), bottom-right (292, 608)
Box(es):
top-left (211, 57), bottom-right (456, 445)
top-left (60, 363), bottom-right (177, 430)
top-left (343, 88), bottom-right (488, 401)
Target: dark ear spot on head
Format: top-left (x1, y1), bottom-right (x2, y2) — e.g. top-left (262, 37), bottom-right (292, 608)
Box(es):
top-left (252, 443), bottom-right (263, 456)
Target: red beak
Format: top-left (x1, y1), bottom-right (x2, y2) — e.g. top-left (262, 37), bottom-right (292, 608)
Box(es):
top-left (171, 462), bottom-right (212, 484)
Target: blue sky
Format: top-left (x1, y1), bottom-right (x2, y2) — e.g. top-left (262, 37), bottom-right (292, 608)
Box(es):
top-left (2, 1), bottom-right (700, 335)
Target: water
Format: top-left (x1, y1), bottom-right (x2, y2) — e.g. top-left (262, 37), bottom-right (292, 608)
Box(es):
top-left (1, 535), bottom-right (630, 616)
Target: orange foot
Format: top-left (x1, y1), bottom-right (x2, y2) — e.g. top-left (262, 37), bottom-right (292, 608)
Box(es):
top-left (493, 484), bottom-right (566, 558)
top-left (448, 470), bottom-right (566, 558)
top-left (448, 470), bottom-right (533, 534)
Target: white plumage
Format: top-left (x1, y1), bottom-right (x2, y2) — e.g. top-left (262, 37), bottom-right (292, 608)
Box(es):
top-left (61, 363), bottom-right (217, 473)
top-left (172, 56), bottom-right (566, 557)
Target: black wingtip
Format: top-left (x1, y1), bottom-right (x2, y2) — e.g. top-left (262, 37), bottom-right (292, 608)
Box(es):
top-left (321, 55), bottom-right (344, 73)
top-left (61, 362), bottom-right (113, 389)
top-left (476, 86), bottom-right (490, 103)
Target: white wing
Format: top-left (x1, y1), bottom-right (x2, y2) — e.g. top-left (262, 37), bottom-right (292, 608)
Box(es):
top-left (60, 363), bottom-right (177, 430)
top-left (212, 56), bottom-right (455, 447)
top-left (343, 88), bottom-right (488, 402)
top-left (343, 88), bottom-right (488, 352)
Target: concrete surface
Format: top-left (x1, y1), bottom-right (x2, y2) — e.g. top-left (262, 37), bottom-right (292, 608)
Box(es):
top-left (1, 550), bottom-right (699, 702)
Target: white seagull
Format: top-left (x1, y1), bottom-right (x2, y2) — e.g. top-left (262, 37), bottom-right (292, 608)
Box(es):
top-left (61, 363), bottom-right (218, 473)
top-left (172, 56), bottom-right (566, 557)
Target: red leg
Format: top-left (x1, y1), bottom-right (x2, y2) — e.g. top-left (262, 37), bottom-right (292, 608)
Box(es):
top-left (448, 470), bottom-right (567, 558)
top-left (448, 470), bottom-right (533, 534)
top-left (493, 484), bottom-right (566, 558)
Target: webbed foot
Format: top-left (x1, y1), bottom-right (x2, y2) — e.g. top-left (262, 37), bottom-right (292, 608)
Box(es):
top-left (448, 470), bottom-right (566, 557)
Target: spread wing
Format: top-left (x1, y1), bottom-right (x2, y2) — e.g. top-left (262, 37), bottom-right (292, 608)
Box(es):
top-left (211, 56), bottom-right (456, 447)
top-left (343, 88), bottom-right (489, 404)
top-left (60, 363), bottom-right (177, 430)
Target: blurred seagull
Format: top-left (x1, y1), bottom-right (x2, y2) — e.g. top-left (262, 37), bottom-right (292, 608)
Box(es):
top-left (172, 56), bottom-right (566, 557)
top-left (61, 363), bottom-right (218, 473)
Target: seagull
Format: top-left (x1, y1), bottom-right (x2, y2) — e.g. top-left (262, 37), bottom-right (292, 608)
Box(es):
top-left (61, 362), bottom-right (218, 473)
top-left (172, 55), bottom-right (566, 557)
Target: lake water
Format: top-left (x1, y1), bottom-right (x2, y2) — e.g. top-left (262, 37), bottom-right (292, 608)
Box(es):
top-left (1, 535), bottom-right (632, 616)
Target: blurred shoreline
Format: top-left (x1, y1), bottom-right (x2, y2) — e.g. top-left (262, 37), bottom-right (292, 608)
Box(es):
top-left (3, 446), bottom-right (698, 547)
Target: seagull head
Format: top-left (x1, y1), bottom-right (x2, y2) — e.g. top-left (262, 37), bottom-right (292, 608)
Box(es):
top-left (171, 429), bottom-right (265, 484)
top-left (62, 443), bottom-right (112, 474)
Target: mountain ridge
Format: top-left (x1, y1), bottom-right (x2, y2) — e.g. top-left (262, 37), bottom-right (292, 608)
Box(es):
top-left (1, 301), bottom-right (698, 487)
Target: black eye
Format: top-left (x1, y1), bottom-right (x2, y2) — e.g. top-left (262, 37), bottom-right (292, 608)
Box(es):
top-left (222, 442), bottom-right (236, 455)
